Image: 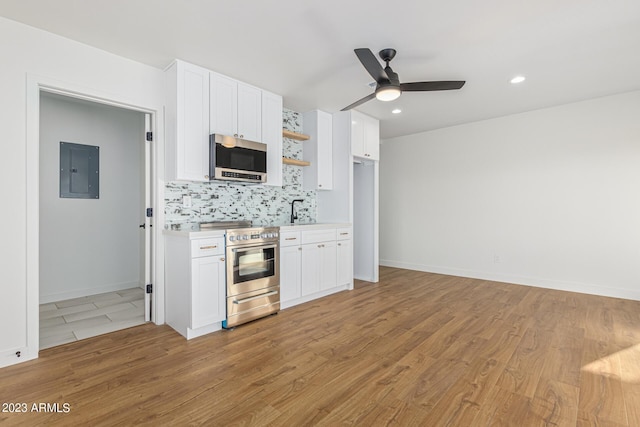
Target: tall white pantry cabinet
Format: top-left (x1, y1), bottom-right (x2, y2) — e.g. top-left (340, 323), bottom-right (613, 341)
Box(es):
top-left (317, 110), bottom-right (380, 283)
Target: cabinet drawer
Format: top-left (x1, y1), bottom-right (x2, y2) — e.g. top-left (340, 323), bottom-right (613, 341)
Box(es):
top-left (302, 228), bottom-right (336, 244)
top-left (336, 227), bottom-right (352, 240)
top-left (280, 231), bottom-right (301, 247)
top-left (191, 237), bottom-right (225, 258)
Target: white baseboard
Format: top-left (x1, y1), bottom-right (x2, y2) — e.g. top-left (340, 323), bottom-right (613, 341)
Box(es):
top-left (379, 259), bottom-right (640, 301)
top-left (39, 281), bottom-right (142, 304)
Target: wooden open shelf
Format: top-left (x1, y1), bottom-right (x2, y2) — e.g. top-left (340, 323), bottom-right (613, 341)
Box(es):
top-left (282, 157), bottom-right (310, 167)
top-left (282, 129), bottom-right (310, 141)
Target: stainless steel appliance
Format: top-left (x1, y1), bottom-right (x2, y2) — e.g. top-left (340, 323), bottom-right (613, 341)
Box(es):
top-left (209, 134), bottom-right (267, 183)
top-left (223, 225), bottom-right (280, 328)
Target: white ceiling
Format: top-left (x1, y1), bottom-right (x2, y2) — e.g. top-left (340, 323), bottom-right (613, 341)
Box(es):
top-left (2, 0), bottom-right (639, 139)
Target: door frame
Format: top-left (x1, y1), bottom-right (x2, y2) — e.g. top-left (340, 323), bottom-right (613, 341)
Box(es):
top-left (26, 74), bottom-right (166, 355)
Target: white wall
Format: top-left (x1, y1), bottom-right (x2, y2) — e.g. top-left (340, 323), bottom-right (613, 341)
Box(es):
top-left (39, 93), bottom-right (144, 302)
top-left (0, 16), bottom-right (165, 367)
top-left (380, 90), bottom-right (640, 300)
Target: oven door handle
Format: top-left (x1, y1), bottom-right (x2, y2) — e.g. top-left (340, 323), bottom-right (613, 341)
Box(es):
top-left (230, 244), bottom-right (278, 252)
top-left (233, 290), bottom-right (279, 304)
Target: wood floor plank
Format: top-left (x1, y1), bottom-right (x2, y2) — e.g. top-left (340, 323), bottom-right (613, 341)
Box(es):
top-left (579, 339), bottom-right (628, 425)
top-left (1, 266), bottom-right (640, 425)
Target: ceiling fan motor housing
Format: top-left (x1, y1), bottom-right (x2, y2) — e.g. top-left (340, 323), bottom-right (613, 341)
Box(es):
top-left (379, 48), bottom-right (397, 63)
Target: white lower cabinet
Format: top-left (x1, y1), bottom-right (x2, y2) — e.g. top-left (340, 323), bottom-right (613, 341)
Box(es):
top-left (280, 244), bottom-right (302, 304)
top-left (302, 241), bottom-right (337, 296)
top-left (191, 256), bottom-right (226, 329)
top-left (280, 225), bottom-right (351, 309)
top-left (165, 233), bottom-right (226, 339)
top-left (336, 227), bottom-right (353, 288)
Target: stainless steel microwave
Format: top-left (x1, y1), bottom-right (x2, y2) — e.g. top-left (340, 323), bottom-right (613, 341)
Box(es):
top-left (209, 134), bottom-right (267, 183)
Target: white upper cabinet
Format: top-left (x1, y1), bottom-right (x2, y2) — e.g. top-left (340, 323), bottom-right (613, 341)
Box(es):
top-left (350, 110), bottom-right (379, 161)
top-left (210, 72), bottom-right (262, 143)
top-left (303, 110), bottom-right (333, 191)
top-left (209, 73), bottom-right (237, 137)
top-left (262, 90), bottom-right (283, 187)
top-left (237, 84), bottom-right (262, 142)
top-left (166, 60), bottom-right (283, 184)
top-left (165, 60), bottom-right (211, 182)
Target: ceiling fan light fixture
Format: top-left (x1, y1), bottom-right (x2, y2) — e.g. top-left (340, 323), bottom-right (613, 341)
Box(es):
top-left (375, 85), bottom-right (401, 102)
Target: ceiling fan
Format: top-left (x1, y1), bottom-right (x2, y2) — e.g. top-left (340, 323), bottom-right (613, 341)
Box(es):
top-left (342, 48), bottom-right (466, 111)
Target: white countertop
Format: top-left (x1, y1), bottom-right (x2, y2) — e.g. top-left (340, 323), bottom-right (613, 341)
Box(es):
top-left (163, 222), bottom-right (351, 238)
top-left (278, 222), bottom-right (351, 231)
top-left (163, 229), bottom-right (226, 238)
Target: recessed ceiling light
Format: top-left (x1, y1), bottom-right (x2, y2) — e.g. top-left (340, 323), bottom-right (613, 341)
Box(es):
top-left (510, 75), bottom-right (526, 84)
top-left (392, 108), bottom-right (402, 114)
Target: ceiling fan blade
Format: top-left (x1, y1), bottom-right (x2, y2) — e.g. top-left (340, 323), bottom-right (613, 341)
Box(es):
top-left (400, 81), bottom-right (466, 92)
top-left (354, 48), bottom-right (389, 84)
top-left (341, 92), bottom-right (376, 111)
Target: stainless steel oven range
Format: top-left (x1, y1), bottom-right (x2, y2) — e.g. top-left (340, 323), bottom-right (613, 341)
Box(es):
top-left (223, 225), bottom-right (280, 328)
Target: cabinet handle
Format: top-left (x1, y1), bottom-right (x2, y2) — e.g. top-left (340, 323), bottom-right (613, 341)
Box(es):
top-left (319, 184), bottom-right (322, 188)
top-left (220, 257), bottom-right (225, 261)
top-left (240, 134), bottom-right (244, 138)
top-left (205, 175), bottom-right (209, 179)
top-left (233, 133), bottom-right (238, 137)
top-left (339, 232), bottom-right (349, 235)
top-left (338, 243), bottom-right (342, 246)
top-left (285, 237), bottom-right (297, 241)
top-left (298, 247), bottom-right (302, 251)
top-left (200, 245), bottom-right (217, 250)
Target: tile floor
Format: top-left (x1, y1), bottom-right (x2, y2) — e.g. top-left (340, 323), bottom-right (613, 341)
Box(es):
top-left (39, 288), bottom-right (146, 349)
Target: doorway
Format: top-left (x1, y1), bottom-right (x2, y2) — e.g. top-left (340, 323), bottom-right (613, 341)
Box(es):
top-left (38, 92), bottom-right (152, 349)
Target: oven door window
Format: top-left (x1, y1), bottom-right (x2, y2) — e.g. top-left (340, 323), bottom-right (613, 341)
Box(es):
top-left (233, 247), bottom-right (275, 284)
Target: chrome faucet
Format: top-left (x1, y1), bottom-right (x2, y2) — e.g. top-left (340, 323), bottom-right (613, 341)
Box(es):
top-left (290, 199), bottom-right (304, 224)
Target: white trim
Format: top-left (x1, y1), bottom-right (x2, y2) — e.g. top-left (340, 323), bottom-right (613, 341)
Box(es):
top-left (26, 74), bottom-right (166, 361)
top-left (379, 259), bottom-right (640, 301)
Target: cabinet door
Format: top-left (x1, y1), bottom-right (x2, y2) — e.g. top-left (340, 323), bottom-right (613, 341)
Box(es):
top-left (350, 111), bottom-right (365, 158)
top-left (336, 239), bottom-right (353, 287)
top-left (364, 115), bottom-right (380, 161)
top-left (317, 111), bottom-right (333, 190)
top-left (177, 62), bottom-right (210, 181)
top-left (319, 241), bottom-right (337, 291)
top-left (191, 256), bottom-right (226, 329)
top-left (262, 91), bottom-right (283, 187)
top-left (301, 243), bottom-right (321, 296)
top-left (237, 83), bottom-right (262, 142)
top-left (280, 245), bottom-right (302, 303)
top-left (210, 72), bottom-right (238, 137)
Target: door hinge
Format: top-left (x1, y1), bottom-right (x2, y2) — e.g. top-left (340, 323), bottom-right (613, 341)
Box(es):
top-left (146, 131), bottom-right (153, 142)
top-left (146, 208), bottom-right (153, 218)
top-left (146, 284), bottom-right (153, 294)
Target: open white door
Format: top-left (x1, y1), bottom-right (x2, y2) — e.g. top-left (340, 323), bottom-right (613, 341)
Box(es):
top-left (143, 114), bottom-right (153, 321)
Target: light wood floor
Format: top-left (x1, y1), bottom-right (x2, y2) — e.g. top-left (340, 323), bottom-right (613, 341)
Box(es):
top-left (1, 267), bottom-right (639, 426)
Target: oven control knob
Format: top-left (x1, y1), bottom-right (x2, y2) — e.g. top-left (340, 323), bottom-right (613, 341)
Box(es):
top-left (242, 235), bottom-right (249, 240)
top-left (229, 236), bottom-right (235, 241)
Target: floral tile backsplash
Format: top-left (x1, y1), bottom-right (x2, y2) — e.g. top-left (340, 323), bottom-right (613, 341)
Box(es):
top-left (164, 108), bottom-right (316, 227)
